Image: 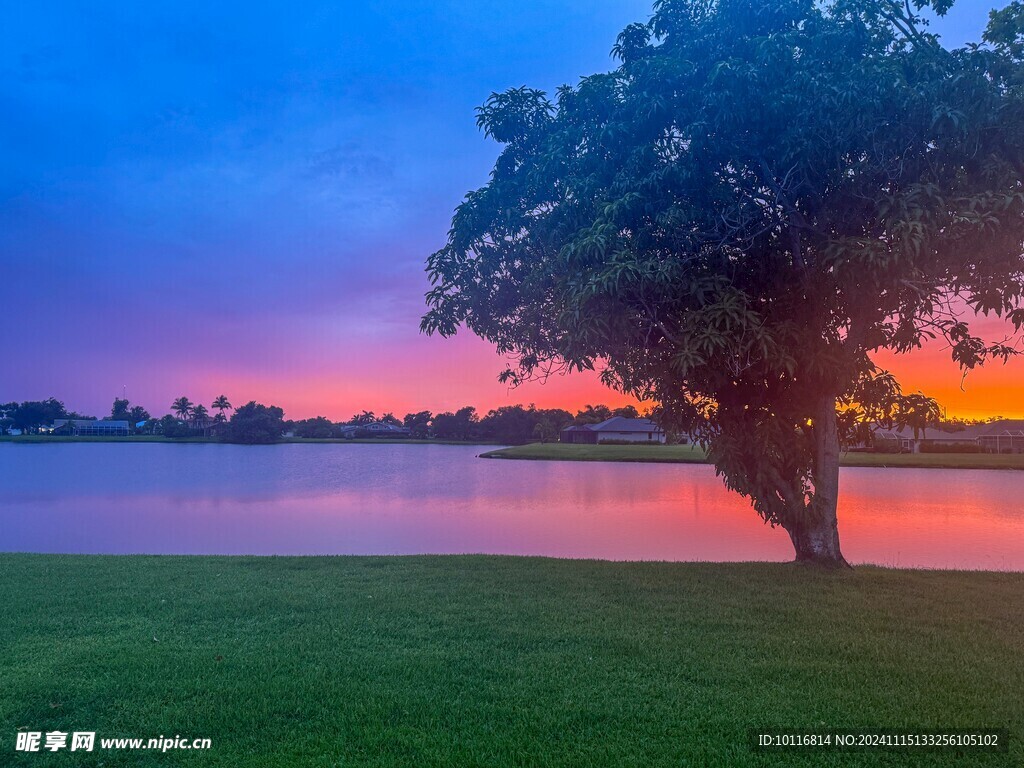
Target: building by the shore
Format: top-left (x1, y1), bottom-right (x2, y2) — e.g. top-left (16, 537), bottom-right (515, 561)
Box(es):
top-left (338, 421), bottom-right (411, 439)
top-left (872, 420), bottom-right (1024, 454)
top-left (560, 417), bottom-right (666, 445)
top-left (50, 419), bottom-right (131, 437)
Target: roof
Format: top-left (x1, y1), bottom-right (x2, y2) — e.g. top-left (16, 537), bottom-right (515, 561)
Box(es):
top-left (971, 420), bottom-right (1024, 437)
top-left (876, 419), bottom-right (1024, 441)
top-left (563, 417), bottom-right (663, 433)
top-left (53, 419), bottom-right (130, 428)
top-left (339, 421), bottom-right (409, 432)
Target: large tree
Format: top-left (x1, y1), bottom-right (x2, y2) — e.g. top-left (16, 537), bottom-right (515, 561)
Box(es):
top-left (111, 398), bottom-right (131, 421)
top-left (423, 0), bottom-right (1024, 566)
top-left (403, 410), bottom-right (433, 438)
top-left (11, 398), bottom-right (68, 434)
top-left (221, 402), bottom-right (286, 444)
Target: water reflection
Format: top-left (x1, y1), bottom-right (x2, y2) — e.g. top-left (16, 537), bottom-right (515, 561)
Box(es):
top-left (1, 443), bottom-right (1021, 569)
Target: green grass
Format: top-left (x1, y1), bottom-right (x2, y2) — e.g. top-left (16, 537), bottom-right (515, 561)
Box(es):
top-left (1, 555), bottom-right (1021, 766)
top-left (282, 438), bottom-right (501, 445)
top-left (482, 442), bottom-right (1024, 470)
top-left (484, 442), bottom-right (709, 464)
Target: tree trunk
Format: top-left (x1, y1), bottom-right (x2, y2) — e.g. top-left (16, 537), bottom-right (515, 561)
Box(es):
top-left (785, 394), bottom-right (850, 568)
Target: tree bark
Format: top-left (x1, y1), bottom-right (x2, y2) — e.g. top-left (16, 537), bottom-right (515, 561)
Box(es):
top-left (784, 395), bottom-right (850, 568)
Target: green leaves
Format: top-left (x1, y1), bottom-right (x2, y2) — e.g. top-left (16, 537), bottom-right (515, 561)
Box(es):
top-left (423, 0), bottom-right (1024, 531)
top-left (475, 87), bottom-right (554, 144)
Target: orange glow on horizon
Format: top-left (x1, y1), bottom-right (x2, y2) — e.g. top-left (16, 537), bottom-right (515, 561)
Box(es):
top-left (874, 346), bottom-right (1024, 421)
top-left (181, 335), bottom-right (641, 423)
top-left (130, 327), bottom-right (1021, 424)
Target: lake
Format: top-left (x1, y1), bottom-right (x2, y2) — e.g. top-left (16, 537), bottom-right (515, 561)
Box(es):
top-left (1, 443), bottom-right (1022, 570)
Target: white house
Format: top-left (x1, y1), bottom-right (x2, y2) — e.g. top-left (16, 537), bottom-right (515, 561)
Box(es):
top-left (873, 419), bottom-right (1024, 454)
top-left (338, 421), bottom-right (411, 439)
top-left (560, 417), bottom-right (666, 444)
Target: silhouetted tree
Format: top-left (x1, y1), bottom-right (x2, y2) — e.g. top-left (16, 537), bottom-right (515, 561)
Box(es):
top-left (478, 405), bottom-right (573, 444)
top-left (221, 402), bottom-right (286, 444)
top-left (128, 405), bottom-right (150, 424)
top-left (611, 405), bottom-right (640, 419)
top-left (172, 397), bottom-right (193, 420)
top-left (294, 416), bottom-right (336, 438)
top-left (430, 406), bottom-right (478, 440)
top-left (159, 414), bottom-right (191, 438)
top-left (574, 405), bottom-right (613, 425)
top-left (212, 395), bottom-right (232, 419)
top-left (403, 411), bottom-right (433, 438)
top-left (111, 398), bottom-right (131, 421)
top-left (11, 398), bottom-right (68, 434)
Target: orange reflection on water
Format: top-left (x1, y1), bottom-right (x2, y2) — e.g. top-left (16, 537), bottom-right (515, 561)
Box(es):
top-left (1, 445), bottom-right (1022, 570)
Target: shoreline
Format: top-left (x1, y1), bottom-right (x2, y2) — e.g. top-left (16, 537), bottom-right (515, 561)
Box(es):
top-left (4, 436), bottom-right (1021, 469)
top-left (0, 436), bottom-right (499, 446)
top-left (480, 443), bottom-right (1024, 470)
top-left (1, 551), bottom-right (1020, 574)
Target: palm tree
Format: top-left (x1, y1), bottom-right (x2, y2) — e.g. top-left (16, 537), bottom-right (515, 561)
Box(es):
top-left (191, 404), bottom-right (209, 423)
top-left (172, 397), bottom-right (193, 420)
top-left (352, 410), bottom-right (376, 425)
top-left (212, 395), bottom-right (232, 419)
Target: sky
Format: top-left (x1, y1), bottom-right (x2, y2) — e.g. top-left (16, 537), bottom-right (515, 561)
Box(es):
top-left (1, 0), bottom-right (1021, 421)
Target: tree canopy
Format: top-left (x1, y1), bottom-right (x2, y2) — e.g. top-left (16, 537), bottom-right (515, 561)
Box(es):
top-left (221, 402), bottom-right (286, 444)
top-left (423, 0), bottom-right (1024, 566)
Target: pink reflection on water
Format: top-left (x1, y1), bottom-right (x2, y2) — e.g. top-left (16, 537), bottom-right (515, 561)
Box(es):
top-left (837, 468), bottom-right (1024, 570)
top-left (1, 444), bottom-right (1022, 569)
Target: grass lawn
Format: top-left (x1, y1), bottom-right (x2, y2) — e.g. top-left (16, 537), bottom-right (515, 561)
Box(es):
top-left (1, 555), bottom-right (1021, 766)
top-left (482, 442), bottom-right (1024, 470)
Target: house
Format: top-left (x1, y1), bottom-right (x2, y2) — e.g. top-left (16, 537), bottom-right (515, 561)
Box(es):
top-left (186, 416), bottom-right (222, 438)
top-left (51, 419), bottom-right (131, 437)
top-left (560, 417), bottom-right (666, 444)
top-left (975, 421), bottom-right (1024, 454)
top-left (338, 421), bottom-right (411, 439)
top-left (872, 419), bottom-right (1024, 454)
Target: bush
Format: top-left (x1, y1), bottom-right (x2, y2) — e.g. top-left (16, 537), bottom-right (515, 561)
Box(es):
top-left (293, 417), bottom-right (336, 439)
top-left (597, 439), bottom-right (662, 446)
top-left (162, 422), bottom-right (194, 439)
top-left (869, 438), bottom-right (905, 454)
top-left (919, 441), bottom-right (982, 454)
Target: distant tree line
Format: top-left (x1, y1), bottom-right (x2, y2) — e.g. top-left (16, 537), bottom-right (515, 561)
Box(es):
top-left (0, 398), bottom-right (92, 435)
top-left (290, 403), bottom-right (645, 444)
top-left (0, 396), bottom-right (651, 445)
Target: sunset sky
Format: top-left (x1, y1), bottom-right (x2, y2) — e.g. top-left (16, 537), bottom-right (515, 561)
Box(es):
top-left (2, 0), bottom-right (1021, 421)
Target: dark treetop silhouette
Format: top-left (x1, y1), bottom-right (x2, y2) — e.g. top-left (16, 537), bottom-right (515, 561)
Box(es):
top-left (423, 0), bottom-right (1024, 567)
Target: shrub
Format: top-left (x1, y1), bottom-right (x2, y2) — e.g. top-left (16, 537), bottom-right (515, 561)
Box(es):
top-left (919, 441), bottom-right (982, 454)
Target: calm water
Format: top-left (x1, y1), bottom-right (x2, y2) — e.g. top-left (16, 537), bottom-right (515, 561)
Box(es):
top-left (1, 443), bottom-right (1022, 570)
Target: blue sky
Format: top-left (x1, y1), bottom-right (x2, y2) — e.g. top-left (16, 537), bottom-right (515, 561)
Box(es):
top-left (0, 0), bottom-right (1014, 419)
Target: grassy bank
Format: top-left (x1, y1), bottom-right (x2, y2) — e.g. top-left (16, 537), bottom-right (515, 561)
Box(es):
top-left (482, 442), bottom-right (1024, 470)
top-left (1, 555), bottom-right (1020, 766)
